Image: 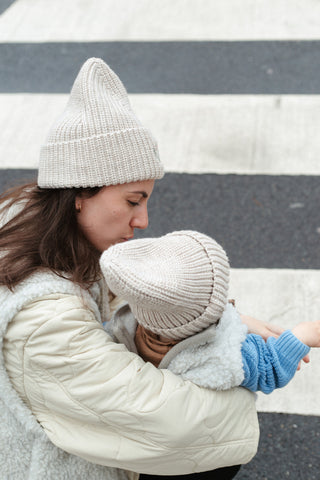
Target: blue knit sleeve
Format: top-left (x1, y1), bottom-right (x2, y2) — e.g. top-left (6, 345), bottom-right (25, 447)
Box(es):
top-left (240, 331), bottom-right (310, 394)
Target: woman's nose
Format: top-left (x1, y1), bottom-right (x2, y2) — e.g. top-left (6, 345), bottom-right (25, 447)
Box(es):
top-left (131, 206), bottom-right (149, 230)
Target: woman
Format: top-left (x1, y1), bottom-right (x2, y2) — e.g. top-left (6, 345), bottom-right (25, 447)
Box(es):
top-left (0, 58), bottom-right (265, 479)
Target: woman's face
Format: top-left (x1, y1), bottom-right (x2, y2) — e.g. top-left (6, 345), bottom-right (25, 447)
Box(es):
top-left (76, 180), bottom-right (155, 252)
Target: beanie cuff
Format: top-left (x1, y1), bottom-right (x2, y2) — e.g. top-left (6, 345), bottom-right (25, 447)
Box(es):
top-left (38, 127), bottom-right (164, 188)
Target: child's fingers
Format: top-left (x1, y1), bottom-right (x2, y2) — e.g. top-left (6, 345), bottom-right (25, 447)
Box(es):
top-left (302, 354), bottom-right (310, 364)
top-left (297, 354), bottom-right (310, 371)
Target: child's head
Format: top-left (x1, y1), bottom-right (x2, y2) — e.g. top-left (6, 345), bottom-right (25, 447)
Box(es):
top-left (100, 230), bottom-right (229, 340)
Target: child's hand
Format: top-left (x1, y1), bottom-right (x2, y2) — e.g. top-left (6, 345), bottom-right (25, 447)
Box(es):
top-left (291, 320), bottom-right (320, 347)
top-left (297, 354), bottom-right (310, 371)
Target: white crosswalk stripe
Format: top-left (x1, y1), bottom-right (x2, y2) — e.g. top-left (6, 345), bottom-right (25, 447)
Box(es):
top-left (1, 0), bottom-right (320, 41)
top-left (2, 93), bottom-right (320, 175)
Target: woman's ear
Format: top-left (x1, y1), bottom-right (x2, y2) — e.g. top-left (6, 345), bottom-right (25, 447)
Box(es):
top-left (75, 196), bottom-right (82, 213)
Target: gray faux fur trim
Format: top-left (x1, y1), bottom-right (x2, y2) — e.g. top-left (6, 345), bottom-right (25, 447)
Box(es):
top-left (162, 303), bottom-right (247, 390)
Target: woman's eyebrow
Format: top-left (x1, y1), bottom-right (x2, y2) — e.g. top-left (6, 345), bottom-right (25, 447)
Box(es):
top-left (127, 190), bottom-right (148, 198)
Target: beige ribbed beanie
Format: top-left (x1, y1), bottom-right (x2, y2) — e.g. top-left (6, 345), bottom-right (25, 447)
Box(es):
top-left (100, 230), bottom-right (230, 340)
top-left (38, 58), bottom-right (164, 188)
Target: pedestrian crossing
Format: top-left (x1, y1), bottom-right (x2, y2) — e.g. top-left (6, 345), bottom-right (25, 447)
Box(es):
top-left (2, 94), bottom-right (320, 175)
top-left (1, 0), bottom-right (320, 41)
top-left (0, 1), bottom-right (319, 477)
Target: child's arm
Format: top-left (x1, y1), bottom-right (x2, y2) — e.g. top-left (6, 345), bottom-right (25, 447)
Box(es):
top-left (241, 324), bottom-right (315, 394)
top-left (291, 321), bottom-right (320, 347)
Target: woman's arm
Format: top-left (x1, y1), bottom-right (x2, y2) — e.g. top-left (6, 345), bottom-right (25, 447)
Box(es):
top-left (240, 314), bottom-right (284, 340)
top-left (5, 295), bottom-right (259, 475)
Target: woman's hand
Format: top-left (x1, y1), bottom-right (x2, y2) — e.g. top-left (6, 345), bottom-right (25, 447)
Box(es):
top-left (240, 314), bottom-right (284, 341)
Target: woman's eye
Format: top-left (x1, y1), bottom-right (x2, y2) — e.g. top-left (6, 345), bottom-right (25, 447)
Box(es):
top-left (128, 200), bottom-right (139, 206)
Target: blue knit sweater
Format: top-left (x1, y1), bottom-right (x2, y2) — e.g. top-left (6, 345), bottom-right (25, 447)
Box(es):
top-left (240, 330), bottom-right (310, 394)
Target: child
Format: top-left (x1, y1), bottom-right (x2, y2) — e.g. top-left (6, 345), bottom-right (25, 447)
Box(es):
top-left (100, 230), bottom-right (319, 393)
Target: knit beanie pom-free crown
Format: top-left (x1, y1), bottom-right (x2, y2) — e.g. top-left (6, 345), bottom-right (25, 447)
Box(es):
top-left (38, 57), bottom-right (164, 188)
top-left (100, 231), bottom-right (230, 340)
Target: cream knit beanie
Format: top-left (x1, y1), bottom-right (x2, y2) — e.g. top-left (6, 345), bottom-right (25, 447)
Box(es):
top-left (38, 58), bottom-right (164, 188)
top-left (100, 230), bottom-right (230, 340)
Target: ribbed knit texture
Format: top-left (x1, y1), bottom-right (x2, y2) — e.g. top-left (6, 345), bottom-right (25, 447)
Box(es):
top-left (38, 58), bottom-right (164, 188)
top-left (100, 230), bottom-right (230, 340)
top-left (241, 330), bottom-right (310, 394)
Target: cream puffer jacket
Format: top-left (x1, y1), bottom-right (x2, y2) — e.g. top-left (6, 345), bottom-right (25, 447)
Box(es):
top-left (1, 270), bottom-right (259, 479)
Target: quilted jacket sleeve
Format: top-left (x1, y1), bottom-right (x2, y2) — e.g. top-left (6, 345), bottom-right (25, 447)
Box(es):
top-left (5, 294), bottom-right (259, 475)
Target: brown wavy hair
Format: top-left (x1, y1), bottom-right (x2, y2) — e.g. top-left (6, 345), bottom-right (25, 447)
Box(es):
top-left (0, 181), bottom-right (103, 290)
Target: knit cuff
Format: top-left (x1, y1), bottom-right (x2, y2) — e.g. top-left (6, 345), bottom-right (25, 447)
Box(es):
top-left (274, 330), bottom-right (310, 365)
top-left (39, 128), bottom-right (164, 188)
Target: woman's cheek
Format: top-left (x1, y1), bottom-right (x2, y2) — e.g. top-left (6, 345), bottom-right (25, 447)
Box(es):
top-left (110, 208), bottom-right (123, 219)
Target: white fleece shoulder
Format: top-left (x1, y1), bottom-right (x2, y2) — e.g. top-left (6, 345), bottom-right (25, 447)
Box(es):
top-left (165, 304), bottom-right (248, 390)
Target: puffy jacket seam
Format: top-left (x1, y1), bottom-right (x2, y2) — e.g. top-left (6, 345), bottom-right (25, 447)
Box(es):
top-left (25, 363), bottom-right (257, 454)
top-left (160, 437), bottom-right (258, 452)
top-left (24, 364), bottom-right (185, 453)
top-left (15, 299), bottom-right (75, 407)
top-left (23, 302), bottom-right (96, 346)
top-left (25, 362), bottom-right (123, 422)
top-left (24, 362), bottom-right (174, 454)
top-left (21, 301), bottom-right (104, 414)
top-left (22, 304), bottom-right (171, 432)
top-left (23, 304), bottom-right (186, 419)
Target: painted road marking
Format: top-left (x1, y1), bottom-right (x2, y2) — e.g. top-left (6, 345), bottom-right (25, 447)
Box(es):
top-left (1, 0), bottom-right (320, 41)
